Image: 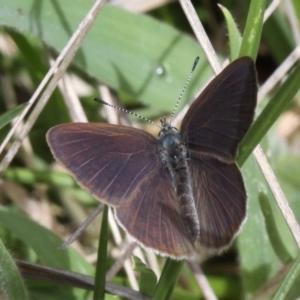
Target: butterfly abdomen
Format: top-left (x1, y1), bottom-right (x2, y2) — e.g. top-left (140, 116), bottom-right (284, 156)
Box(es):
top-left (158, 121), bottom-right (200, 242)
top-left (175, 164), bottom-right (200, 242)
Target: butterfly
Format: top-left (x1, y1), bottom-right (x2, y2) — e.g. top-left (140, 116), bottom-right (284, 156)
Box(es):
top-left (47, 56), bottom-right (257, 259)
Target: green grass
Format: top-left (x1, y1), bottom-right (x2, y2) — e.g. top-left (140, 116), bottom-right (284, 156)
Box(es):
top-left (0, 1), bottom-right (300, 299)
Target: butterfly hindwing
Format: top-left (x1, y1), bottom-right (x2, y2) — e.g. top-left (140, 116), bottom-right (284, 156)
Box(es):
top-left (115, 167), bottom-right (194, 258)
top-left (181, 57), bottom-right (257, 162)
top-left (189, 153), bottom-right (246, 249)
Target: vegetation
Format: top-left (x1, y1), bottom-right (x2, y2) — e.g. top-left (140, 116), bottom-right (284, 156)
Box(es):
top-left (0, 0), bottom-right (300, 299)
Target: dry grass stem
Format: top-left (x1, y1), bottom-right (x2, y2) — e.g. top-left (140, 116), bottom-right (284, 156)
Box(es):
top-left (106, 242), bottom-right (137, 280)
top-left (258, 45), bottom-right (300, 102)
top-left (264, 0), bottom-right (281, 22)
top-left (61, 203), bottom-right (104, 249)
top-left (108, 209), bottom-right (139, 289)
top-left (0, 0), bottom-right (107, 173)
top-left (57, 69), bottom-right (88, 123)
top-left (285, 0), bottom-right (300, 43)
top-left (179, 0), bottom-right (221, 74)
top-left (188, 261), bottom-right (218, 300)
top-left (145, 251), bottom-right (161, 277)
top-left (254, 145), bottom-right (300, 248)
top-left (110, 0), bottom-right (174, 13)
top-left (99, 85), bottom-right (120, 125)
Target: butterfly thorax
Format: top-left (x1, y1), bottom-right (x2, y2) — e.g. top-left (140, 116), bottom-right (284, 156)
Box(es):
top-left (157, 119), bottom-right (200, 242)
top-left (157, 120), bottom-right (186, 169)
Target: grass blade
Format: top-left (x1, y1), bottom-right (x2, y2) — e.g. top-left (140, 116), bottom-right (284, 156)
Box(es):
top-left (0, 103), bottom-right (28, 130)
top-left (93, 205), bottom-right (108, 300)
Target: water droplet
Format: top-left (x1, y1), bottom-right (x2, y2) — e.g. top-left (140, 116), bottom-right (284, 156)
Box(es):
top-left (156, 66), bottom-right (164, 76)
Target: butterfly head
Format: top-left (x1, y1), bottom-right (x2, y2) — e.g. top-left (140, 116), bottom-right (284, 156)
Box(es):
top-left (158, 117), bottom-right (179, 139)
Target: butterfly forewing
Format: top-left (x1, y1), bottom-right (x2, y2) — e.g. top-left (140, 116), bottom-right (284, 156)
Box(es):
top-left (181, 57), bottom-right (257, 162)
top-left (189, 154), bottom-right (246, 249)
top-left (47, 123), bottom-right (159, 207)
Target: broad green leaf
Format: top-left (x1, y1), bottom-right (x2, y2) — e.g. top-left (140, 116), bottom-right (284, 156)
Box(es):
top-left (0, 238), bottom-right (28, 300)
top-left (0, 207), bottom-right (93, 275)
top-left (0, 208), bottom-right (94, 298)
top-left (0, 1), bottom-right (209, 116)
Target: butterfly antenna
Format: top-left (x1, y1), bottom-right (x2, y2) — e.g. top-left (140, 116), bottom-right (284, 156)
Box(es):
top-left (94, 98), bottom-right (162, 129)
top-left (169, 56), bottom-right (199, 124)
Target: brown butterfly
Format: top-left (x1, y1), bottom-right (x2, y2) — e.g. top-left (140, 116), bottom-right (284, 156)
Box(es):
top-left (47, 57), bottom-right (257, 259)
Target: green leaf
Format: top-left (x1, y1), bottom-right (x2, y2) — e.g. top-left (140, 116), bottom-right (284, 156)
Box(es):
top-left (0, 1), bottom-right (208, 115)
top-left (239, 0), bottom-right (267, 59)
top-left (6, 29), bottom-right (49, 84)
top-left (0, 207), bottom-right (94, 298)
top-left (132, 256), bottom-right (157, 296)
top-left (0, 238), bottom-right (28, 300)
top-left (218, 4), bottom-right (242, 61)
top-left (3, 168), bottom-right (76, 187)
top-left (2, 167), bottom-right (102, 205)
top-left (0, 103), bottom-right (27, 130)
top-left (238, 156), bottom-right (282, 295)
top-left (0, 207), bottom-right (93, 274)
top-left (258, 192), bottom-right (292, 264)
top-left (153, 258), bottom-right (184, 300)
